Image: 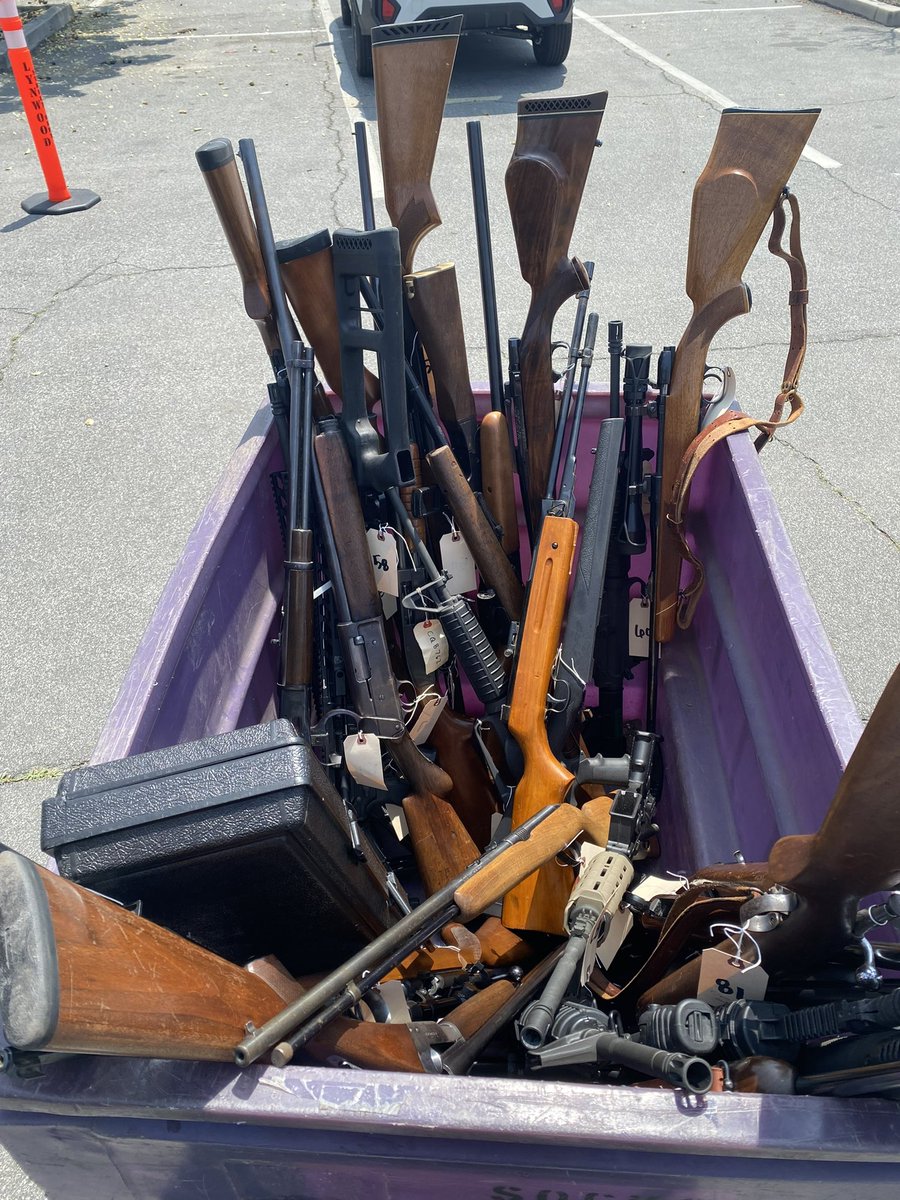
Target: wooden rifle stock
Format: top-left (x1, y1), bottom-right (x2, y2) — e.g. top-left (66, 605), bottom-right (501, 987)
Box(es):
top-left (195, 138), bottom-right (281, 359)
top-left (480, 410), bottom-right (521, 559)
top-left (501, 514), bottom-right (579, 935)
top-left (372, 17), bottom-right (462, 275)
top-left (653, 107), bottom-right (820, 643)
top-left (505, 92), bottom-right (607, 523)
top-left (277, 231), bottom-right (380, 410)
top-left (637, 663), bottom-right (900, 1010)
top-left (0, 853), bottom-right (285, 1061)
top-left (403, 789), bottom-right (481, 895)
top-left (426, 444), bottom-right (525, 623)
top-left (404, 262), bottom-right (479, 482)
top-left (427, 705), bottom-right (501, 849)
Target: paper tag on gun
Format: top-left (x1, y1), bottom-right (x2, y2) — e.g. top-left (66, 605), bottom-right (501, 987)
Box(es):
top-left (367, 528), bottom-right (399, 597)
top-left (343, 732), bottom-right (387, 791)
top-left (697, 947), bottom-right (768, 1009)
top-left (410, 691), bottom-right (448, 745)
top-left (629, 597), bottom-right (651, 658)
top-left (413, 619), bottom-right (450, 673)
top-left (439, 531), bottom-right (477, 595)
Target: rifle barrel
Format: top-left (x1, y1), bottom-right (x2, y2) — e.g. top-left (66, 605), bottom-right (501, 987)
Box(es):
top-left (466, 120), bottom-right (504, 414)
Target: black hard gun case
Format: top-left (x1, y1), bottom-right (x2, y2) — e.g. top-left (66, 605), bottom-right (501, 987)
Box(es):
top-left (41, 720), bottom-right (399, 975)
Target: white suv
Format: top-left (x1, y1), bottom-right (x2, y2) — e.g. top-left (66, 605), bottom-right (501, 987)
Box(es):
top-left (341, 0), bottom-right (574, 74)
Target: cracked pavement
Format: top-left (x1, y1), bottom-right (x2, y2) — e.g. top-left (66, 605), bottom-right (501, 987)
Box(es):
top-left (0, 0), bottom-right (898, 1190)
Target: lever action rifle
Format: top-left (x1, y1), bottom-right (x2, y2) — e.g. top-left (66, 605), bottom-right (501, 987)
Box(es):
top-left (637, 663), bottom-right (900, 1010)
top-left (234, 796), bottom-right (614, 1066)
top-left (312, 423), bottom-right (452, 799)
top-left (372, 16), bottom-right (462, 276)
top-left (505, 91), bottom-right (607, 525)
top-left (652, 107), bottom-right (820, 643)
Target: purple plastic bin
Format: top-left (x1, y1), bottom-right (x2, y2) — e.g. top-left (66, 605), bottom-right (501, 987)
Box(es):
top-left (1, 393), bottom-right (894, 1200)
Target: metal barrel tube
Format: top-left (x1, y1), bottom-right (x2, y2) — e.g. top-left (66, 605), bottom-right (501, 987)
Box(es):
top-left (466, 121), bottom-right (505, 414)
top-left (518, 933), bottom-right (589, 1050)
top-left (234, 807), bottom-right (558, 1066)
top-left (595, 1031), bottom-right (713, 1093)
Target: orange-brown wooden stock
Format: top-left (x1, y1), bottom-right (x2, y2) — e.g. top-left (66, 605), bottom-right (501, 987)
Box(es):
top-left (427, 445), bottom-right (524, 622)
top-left (25, 864), bottom-right (284, 1060)
top-left (278, 237), bottom-right (379, 409)
top-left (638, 663), bottom-right (900, 1010)
top-left (480, 411), bottom-right (521, 558)
top-left (501, 514), bottom-right (579, 934)
top-left (654, 107), bottom-right (820, 643)
top-left (505, 92), bottom-right (606, 522)
top-left (458, 796), bottom-right (612, 924)
top-left (373, 21), bottom-right (460, 275)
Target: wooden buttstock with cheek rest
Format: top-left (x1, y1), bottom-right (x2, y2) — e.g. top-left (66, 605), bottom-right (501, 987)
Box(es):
top-left (0, 853), bottom-right (284, 1061)
top-left (372, 17), bottom-right (462, 275)
top-left (505, 92), bottom-right (607, 521)
top-left (653, 106), bottom-right (820, 643)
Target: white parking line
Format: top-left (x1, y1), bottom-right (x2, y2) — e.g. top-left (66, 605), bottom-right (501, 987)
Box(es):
top-left (575, 9), bottom-right (841, 170)
top-left (599, 4), bottom-right (802, 16)
top-left (315, 0), bottom-right (385, 206)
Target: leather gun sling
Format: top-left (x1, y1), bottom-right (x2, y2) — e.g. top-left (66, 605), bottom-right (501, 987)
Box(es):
top-left (668, 189), bottom-right (809, 630)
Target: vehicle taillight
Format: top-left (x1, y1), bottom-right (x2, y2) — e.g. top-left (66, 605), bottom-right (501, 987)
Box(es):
top-left (549, 0), bottom-right (565, 11)
top-left (381, 0), bottom-right (398, 18)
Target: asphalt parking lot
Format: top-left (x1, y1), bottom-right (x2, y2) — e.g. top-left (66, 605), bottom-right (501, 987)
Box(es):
top-left (0, 0), bottom-right (898, 1192)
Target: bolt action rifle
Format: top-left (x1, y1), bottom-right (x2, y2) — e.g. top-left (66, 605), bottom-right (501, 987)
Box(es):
top-left (652, 107), bottom-right (820, 643)
top-left (637, 663), bottom-right (900, 1010)
top-left (505, 92), bottom-right (607, 526)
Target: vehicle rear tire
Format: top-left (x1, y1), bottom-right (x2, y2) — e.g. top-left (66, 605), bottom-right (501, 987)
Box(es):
top-left (340, 0), bottom-right (351, 25)
top-left (532, 18), bottom-right (572, 65)
top-left (352, 7), bottom-right (373, 76)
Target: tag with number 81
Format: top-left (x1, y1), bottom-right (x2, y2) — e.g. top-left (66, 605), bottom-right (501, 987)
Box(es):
top-left (697, 947), bottom-right (768, 1009)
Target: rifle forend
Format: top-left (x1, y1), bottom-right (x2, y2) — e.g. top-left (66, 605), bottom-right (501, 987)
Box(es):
top-left (505, 91), bottom-right (607, 523)
top-left (372, 16), bottom-right (462, 275)
top-left (653, 106), bottom-right (820, 643)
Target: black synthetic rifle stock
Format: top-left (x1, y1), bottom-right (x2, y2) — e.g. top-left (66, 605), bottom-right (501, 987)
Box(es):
top-left (545, 413), bottom-right (623, 760)
top-left (591, 344), bottom-right (653, 758)
top-left (505, 91), bottom-right (607, 527)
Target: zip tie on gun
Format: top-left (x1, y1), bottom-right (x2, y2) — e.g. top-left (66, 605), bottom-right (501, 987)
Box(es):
top-left (709, 921), bottom-right (763, 970)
